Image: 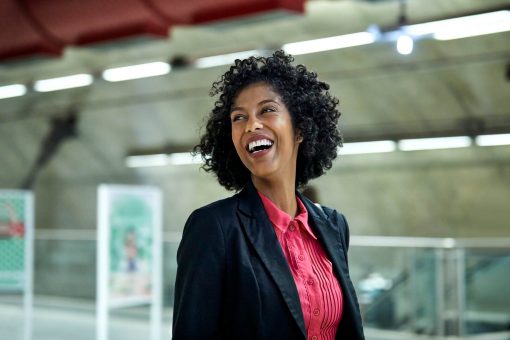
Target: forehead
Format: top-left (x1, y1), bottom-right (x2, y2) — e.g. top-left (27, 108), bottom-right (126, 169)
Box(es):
top-left (233, 82), bottom-right (282, 105)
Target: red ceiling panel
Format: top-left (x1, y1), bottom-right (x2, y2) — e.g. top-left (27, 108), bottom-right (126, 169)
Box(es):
top-left (0, 1), bottom-right (62, 60)
top-left (148, 0), bottom-right (304, 24)
top-left (23, 0), bottom-right (169, 45)
top-left (0, 0), bottom-right (305, 62)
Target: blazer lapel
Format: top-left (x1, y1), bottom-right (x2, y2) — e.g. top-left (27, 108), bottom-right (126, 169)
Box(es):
top-left (300, 196), bottom-right (350, 285)
top-left (237, 182), bottom-right (306, 337)
top-left (299, 194), bottom-right (363, 338)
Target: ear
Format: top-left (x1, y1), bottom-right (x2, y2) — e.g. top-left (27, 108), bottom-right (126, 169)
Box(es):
top-left (295, 131), bottom-right (304, 143)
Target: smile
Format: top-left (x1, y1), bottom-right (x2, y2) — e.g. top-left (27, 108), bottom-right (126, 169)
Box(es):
top-left (246, 138), bottom-right (274, 154)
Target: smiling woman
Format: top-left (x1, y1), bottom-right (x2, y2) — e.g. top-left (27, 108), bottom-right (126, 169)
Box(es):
top-left (172, 50), bottom-right (365, 340)
top-left (230, 83), bottom-right (301, 190)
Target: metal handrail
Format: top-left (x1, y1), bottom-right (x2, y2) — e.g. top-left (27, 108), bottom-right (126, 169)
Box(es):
top-left (350, 236), bottom-right (510, 249)
top-left (34, 229), bottom-right (510, 248)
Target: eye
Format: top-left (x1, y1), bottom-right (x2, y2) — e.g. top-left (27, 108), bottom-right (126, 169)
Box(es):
top-left (261, 106), bottom-right (277, 114)
top-left (231, 113), bottom-right (246, 122)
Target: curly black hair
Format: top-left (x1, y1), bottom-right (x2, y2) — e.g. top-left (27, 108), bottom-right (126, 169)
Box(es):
top-left (194, 50), bottom-right (342, 191)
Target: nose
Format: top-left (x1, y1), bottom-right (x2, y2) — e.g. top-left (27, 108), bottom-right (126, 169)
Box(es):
top-left (245, 115), bottom-right (263, 133)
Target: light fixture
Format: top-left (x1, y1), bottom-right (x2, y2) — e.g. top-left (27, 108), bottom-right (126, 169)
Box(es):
top-left (404, 10), bottom-right (510, 40)
top-left (0, 84), bottom-right (27, 99)
top-left (194, 50), bottom-right (264, 69)
top-left (396, 34), bottom-right (414, 55)
top-left (282, 32), bottom-right (376, 55)
top-left (126, 154), bottom-right (169, 168)
top-left (34, 74), bottom-right (93, 92)
top-left (398, 136), bottom-right (472, 151)
top-left (102, 62), bottom-right (171, 82)
top-left (395, 0), bottom-right (413, 55)
top-left (125, 152), bottom-right (202, 168)
top-left (339, 141), bottom-right (397, 155)
top-left (475, 133), bottom-right (510, 146)
top-left (167, 153), bottom-right (202, 165)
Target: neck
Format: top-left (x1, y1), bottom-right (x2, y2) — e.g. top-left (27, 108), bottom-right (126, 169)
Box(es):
top-left (252, 175), bottom-right (298, 218)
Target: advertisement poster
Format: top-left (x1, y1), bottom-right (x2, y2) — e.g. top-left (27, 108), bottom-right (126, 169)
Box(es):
top-left (0, 191), bottom-right (30, 290)
top-left (97, 185), bottom-right (162, 340)
top-left (96, 185), bottom-right (162, 312)
top-left (108, 192), bottom-right (154, 307)
top-left (0, 190), bottom-right (33, 340)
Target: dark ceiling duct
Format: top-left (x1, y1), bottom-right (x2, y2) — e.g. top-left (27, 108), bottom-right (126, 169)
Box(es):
top-left (0, 0), bottom-right (304, 62)
top-left (21, 112), bottom-right (79, 190)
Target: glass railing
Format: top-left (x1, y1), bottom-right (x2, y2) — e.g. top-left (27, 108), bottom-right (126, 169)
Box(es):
top-left (2, 231), bottom-right (509, 339)
top-left (349, 236), bottom-right (510, 339)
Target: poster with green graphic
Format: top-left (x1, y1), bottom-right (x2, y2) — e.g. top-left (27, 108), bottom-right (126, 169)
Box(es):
top-left (97, 185), bottom-right (162, 309)
top-left (0, 190), bottom-right (31, 290)
top-left (97, 186), bottom-right (162, 340)
top-left (0, 190), bottom-right (33, 340)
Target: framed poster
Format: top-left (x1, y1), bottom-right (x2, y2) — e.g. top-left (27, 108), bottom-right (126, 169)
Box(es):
top-left (0, 190), bottom-right (34, 340)
top-left (108, 191), bottom-right (154, 307)
top-left (96, 185), bottom-right (162, 340)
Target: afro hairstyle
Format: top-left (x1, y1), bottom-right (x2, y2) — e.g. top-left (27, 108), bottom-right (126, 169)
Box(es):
top-left (194, 50), bottom-right (342, 191)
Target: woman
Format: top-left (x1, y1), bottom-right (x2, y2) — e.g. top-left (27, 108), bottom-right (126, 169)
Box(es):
top-left (173, 51), bottom-right (364, 340)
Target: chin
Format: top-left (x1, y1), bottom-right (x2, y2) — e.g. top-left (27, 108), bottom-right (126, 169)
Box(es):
top-left (250, 168), bottom-right (277, 181)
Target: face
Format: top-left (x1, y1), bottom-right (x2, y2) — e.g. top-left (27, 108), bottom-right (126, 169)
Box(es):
top-left (230, 82), bottom-right (302, 183)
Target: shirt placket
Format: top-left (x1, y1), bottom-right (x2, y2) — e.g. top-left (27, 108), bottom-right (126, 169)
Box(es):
top-left (289, 220), bottom-right (323, 340)
top-left (285, 221), bottom-right (311, 325)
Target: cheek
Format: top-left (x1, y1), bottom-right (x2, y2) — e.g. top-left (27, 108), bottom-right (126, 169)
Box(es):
top-left (231, 128), bottom-right (243, 153)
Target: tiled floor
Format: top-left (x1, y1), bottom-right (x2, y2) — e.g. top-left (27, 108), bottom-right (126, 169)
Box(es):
top-left (1, 295), bottom-right (173, 340)
top-left (3, 295), bottom-right (509, 340)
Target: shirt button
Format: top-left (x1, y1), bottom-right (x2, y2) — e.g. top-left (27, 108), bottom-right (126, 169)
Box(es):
top-left (307, 279), bottom-right (314, 285)
top-left (311, 336), bottom-right (318, 340)
top-left (289, 224), bottom-right (296, 231)
top-left (298, 254), bottom-right (305, 261)
top-left (313, 308), bottom-right (320, 316)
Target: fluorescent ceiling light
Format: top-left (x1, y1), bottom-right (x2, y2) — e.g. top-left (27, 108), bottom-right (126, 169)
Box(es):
top-left (194, 50), bottom-right (262, 69)
top-left (399, 136), bottom-right (471, 151)
top-left (34, 74), bottom-right (93, 92)
top-left (126, 152), bottom-right (202, 167)
top-left (475, 133), bottom-right (510, 146)
top-left (126, 154), bottom-right (169, 168)
top-left (396, 34), bottom-right (413, 55)
top-left (0, 84), bottom-right (27, 99)
top-left (282, 32), bottom-right (376, 55)
top-left (102, 62), bottom-right (170, 82)
top-left (168, 153), bottom-right (202, 165)
top-left (404, 10), bottom-right (510, 40)
top-left (339, 141), bottom-right (397, 155)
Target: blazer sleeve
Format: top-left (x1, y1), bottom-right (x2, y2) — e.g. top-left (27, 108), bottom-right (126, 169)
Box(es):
top-left (172, 208), bottom-right (226, 340)
top-left (338, 212), bottom-right (351, 267)
top-left (323, 206), bottom-right (351, 266)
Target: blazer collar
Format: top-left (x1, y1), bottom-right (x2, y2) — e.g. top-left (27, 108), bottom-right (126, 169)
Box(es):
top-left (237, 181), bottom-right (307, 337)
top-left (237, 182), bottom-right (353, 338)
top-left (298, 192), bottom-right (362, 338)
top-left (297, 191), bottom-right (350, 283)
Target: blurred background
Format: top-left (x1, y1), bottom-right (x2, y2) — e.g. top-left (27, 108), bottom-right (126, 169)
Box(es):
top-left (0, 0), bottom-right (509, 339)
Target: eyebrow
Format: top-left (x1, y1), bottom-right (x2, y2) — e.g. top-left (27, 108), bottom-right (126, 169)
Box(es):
top-left (230, 99), bottom-right (280, 114)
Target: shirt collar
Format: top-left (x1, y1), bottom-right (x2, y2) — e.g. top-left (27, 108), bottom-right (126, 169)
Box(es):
top-left (258, 191), bottom-right (315, 239)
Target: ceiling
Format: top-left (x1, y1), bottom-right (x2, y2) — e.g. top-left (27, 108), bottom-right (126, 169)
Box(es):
top-left (0, 0), bottom-right (509, 188)
top-left (0, 0), bottom-right (304, 61)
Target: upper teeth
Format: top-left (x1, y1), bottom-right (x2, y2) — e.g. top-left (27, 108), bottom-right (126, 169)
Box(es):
top-left (248, 139), bottom-right (273, 152)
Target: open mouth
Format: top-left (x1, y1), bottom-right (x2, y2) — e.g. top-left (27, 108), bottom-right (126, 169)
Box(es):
top-left (246, 138), bottom-right (274, 154)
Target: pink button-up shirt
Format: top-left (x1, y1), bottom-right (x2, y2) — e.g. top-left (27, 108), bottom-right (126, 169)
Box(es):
top-left (259, 192), bottom-right (343, 340)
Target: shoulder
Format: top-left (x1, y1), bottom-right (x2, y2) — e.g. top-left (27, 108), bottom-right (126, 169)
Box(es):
top-left (304, 199), bottom-right (350, 248)
top-left (320, 205), bottom-right (347, 223)
top-left (183, 193), bottom-right (241, 237)
top-left (188, 194), bottom-right (239, 222)
top-left (301, 195), bottom-right (347, 226)
top-left (178, 195), bottom-right (240, 260)
top-left (318, 204), bottom-right (349, 230)
top-left (320, 204), bottom-right (350, 249)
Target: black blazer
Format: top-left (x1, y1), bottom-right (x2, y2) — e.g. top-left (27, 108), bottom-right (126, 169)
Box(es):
top-left (173, 181), bottom-right (364, 339)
